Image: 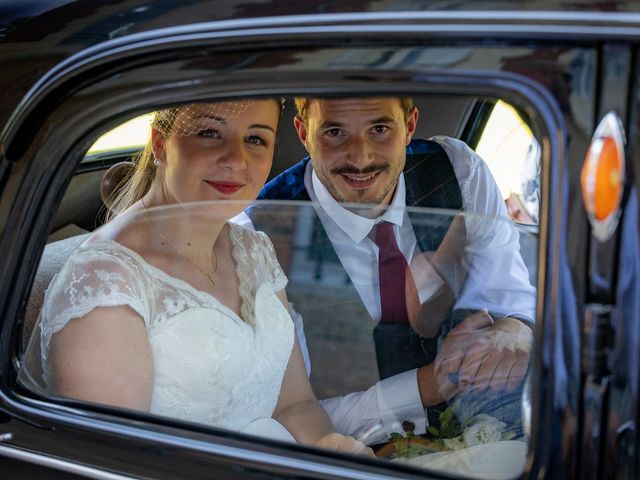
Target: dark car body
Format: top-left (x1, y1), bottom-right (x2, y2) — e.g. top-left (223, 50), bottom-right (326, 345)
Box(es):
top-left (0, 1), bottom-right (639, 479)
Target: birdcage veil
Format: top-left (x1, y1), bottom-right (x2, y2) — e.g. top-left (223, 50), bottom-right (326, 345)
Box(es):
top-left (153, 99), bottom-right (258, 137)
top-left (151, 97), bottom-right (286, 137)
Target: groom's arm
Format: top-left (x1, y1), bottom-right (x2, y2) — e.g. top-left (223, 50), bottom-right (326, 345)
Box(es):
top-left (319, 370), bottom-right (427, 445)
top-left (288, 302), bottom-right (428, 445)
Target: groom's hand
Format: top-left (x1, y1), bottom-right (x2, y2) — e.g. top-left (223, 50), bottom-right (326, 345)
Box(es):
top-left (472, 316), bottom-right (532, 392)
top-left (434, 311), bottom-right (532, 399)
top-left (417, 310), bottom-right (495, 406)
top-left (433, 309), bottom-right (494, 400)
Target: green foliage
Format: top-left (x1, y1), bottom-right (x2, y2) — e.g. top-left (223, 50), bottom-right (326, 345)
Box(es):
top-left (388, 429), bottom-right (438, 459)
top-left (427, 426), bottom-right (440, 436)
top-left (439, 405), bottom-right (464, 438)
top-left (391, 441), bottom-right (433, 459)
top-left (426, 405), bottom-right (463, 440)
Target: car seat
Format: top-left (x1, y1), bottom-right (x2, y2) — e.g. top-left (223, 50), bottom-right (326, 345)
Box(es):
top-left (20, 161), bottom-right (136, 390)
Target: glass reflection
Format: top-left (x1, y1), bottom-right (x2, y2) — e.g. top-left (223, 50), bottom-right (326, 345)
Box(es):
top-left (22, 200), bottom-right (535, 478)
top-left (21, 90), bottom-right (540, 478)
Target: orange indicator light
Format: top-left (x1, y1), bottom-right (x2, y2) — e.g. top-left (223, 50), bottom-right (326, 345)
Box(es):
top-left (581, 112), bottom-right (626, 241)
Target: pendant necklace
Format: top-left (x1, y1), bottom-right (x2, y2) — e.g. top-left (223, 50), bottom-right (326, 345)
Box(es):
top-left (141, 198), bottom-right (217, 287)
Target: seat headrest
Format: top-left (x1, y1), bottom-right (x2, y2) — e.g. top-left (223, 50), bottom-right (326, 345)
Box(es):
top-left (100, 161), bottom-right (135, 208)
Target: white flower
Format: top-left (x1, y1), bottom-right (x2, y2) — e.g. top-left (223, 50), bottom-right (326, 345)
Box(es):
top-left (462, 414), bottom-right (506, 447)
top-left (443, 436), bottom-right (467, 451)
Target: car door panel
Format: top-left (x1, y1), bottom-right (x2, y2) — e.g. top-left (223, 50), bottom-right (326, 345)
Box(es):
top-left (0, 8), bottom-right (638, 479)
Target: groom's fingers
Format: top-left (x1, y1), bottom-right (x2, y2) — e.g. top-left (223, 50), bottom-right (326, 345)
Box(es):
top-left (473, 349), bottom-right (502, 391)
top-left (437, 373), bottom-right (460, 401)
top-left (454, 309), bottom-right (494, 331)
top-left (506, 352), bottom-right (529, 391)
top-left (488, 355), bottom-right (512, 391)
top-left (437, 350), bottom-right (464, 379)
top-left (458, 339), bottom-right (488, 388)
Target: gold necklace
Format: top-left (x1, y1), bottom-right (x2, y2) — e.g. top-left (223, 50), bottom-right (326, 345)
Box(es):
top-left (141, 198), bottom-right (217, 287)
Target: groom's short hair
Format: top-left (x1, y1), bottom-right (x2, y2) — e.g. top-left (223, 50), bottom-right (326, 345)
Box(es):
top-left (294, 97), bottom-right (415, 124)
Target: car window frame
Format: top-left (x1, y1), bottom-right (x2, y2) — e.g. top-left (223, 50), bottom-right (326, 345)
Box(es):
top-left (0, 21), bottom-right (570, 479)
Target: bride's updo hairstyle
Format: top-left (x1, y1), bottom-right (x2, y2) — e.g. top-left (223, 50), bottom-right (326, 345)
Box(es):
top-left (105, 99), bottom-right (284, 221)
top-left (105, 108), bottom-right (175, 222)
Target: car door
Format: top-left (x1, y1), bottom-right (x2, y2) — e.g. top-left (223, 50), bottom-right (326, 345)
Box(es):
top-left (585, 44), bottom-right (640, 480)
top-left (0, 10), bottom-right (638, 480)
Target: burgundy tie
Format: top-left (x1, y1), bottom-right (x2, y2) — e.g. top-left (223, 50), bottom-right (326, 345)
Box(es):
top-left (369, 222), bottom-right (419, 325)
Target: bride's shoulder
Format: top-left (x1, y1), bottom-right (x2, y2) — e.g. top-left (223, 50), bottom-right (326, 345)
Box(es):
top-left (85, 209), bottom-right (148, 251)
top-left (72, 237), bottom-right (142, 270)
top-left (57, 230), bottom-right (149, 290)
top-left (43, 238), bottom-right (150, 323)
top-left (77, 209), bottom-right (157, 266)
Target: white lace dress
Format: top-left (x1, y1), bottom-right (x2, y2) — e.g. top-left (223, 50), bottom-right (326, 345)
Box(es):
top-left (39, 224), bottom-right (295, 440)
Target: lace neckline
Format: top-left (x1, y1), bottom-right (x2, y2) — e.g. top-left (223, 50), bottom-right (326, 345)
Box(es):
top-left (86, 224), bottom-right (252, 327)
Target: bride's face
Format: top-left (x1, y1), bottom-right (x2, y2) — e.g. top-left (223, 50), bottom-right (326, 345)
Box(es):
top-left (152, 99), bottom-right (279, 217)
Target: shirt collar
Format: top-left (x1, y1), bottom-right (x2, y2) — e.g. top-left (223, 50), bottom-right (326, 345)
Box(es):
top-left (311, 167), bottom-right (407, 243)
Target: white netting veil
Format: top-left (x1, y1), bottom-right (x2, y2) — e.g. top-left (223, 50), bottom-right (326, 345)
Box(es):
top-left (153, 100), bottom-right (258, 137)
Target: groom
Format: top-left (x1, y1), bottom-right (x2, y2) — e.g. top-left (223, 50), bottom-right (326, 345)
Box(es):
top-left (253, 96), bottom-right (536, 442)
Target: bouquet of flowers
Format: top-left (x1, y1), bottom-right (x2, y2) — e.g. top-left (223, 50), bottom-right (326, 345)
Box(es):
top-left (385, 405), bottom-right (516, 459)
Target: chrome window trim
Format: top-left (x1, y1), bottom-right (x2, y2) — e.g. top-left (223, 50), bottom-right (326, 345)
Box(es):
top-left (0, 444), bottom-right (135, 480)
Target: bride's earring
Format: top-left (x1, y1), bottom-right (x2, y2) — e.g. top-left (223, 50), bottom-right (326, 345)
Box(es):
top-left (153, 158), bottom-right (160, 167)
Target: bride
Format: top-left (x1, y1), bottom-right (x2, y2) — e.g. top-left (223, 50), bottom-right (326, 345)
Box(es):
top-left (36, 99), bottom-right (372, 455)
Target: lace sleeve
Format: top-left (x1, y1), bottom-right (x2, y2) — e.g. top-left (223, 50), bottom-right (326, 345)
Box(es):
top-left (40, 245), bottom-right (150, 351)
top-left (251, 231), bottom-right (288, 292)
top-left (230, 224), bottom-right (289, 326)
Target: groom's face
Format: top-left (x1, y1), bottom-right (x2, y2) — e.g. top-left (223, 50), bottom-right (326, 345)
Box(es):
top-left (294, 98), bottom-right (418, 206)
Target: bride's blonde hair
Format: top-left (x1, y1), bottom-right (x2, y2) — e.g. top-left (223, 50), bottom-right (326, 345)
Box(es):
top-left (105, 109), bottom-right (176, 222)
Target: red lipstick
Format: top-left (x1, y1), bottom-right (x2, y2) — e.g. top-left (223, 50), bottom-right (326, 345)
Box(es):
top-left (206, 180), bottom-right (243, 194)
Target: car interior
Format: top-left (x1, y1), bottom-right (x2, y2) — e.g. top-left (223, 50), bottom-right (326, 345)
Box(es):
top-left (22, 93), bottom-right (490, 342)
top-left (17, 91), bottom-right (540, 477)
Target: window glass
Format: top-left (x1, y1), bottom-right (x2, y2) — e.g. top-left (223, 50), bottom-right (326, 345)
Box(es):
top-left (476, 101), bottom-right (540, 225)
top-left (21, 95), bottom-right (537, 479)
top-left (84, 113), bottom-right (153, 158)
